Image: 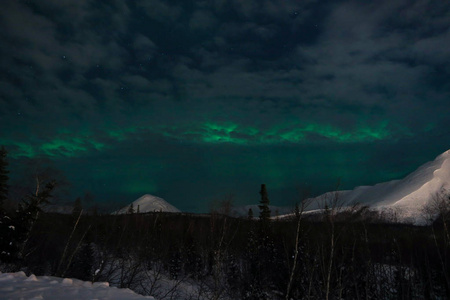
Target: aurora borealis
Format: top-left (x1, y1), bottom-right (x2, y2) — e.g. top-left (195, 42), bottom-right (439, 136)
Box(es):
top-left (1, 0), bottom-right (449, 211)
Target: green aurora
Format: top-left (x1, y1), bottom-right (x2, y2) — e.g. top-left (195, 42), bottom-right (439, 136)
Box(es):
top-left (2, 121), bottom-right (404, 159)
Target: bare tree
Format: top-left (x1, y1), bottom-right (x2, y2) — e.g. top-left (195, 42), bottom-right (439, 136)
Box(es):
top-left (285, 190), bottom-right (311, 300)
top-left (422, 192), bottom-right (450, 296)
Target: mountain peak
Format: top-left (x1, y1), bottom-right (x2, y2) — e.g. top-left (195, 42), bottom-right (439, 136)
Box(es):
top-left (115, 194), bottom-right (180, 214)
top-left (438, 149), bottom-right (450, 159)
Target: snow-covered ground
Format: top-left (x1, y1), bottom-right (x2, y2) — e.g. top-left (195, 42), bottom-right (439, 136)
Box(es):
top-left (0, 271), bottom-right (155, 300)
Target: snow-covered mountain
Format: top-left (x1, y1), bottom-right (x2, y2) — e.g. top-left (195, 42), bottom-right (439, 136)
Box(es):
top-left (305, 149), bottom-right (450, 224)
top-left (115, 194), bottom-right (180, 214)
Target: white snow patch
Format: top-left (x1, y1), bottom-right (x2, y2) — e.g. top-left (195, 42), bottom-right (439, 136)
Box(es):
top-left (0, 271), bottom-right (155, 300)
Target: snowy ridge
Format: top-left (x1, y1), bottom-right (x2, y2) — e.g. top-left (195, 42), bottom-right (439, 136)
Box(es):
top-left (307, 150), bottom-right (450, 224)
top-left (115, 194), bottom-right (180, 214)
top-left (0, 271), bottom-right (154, 300)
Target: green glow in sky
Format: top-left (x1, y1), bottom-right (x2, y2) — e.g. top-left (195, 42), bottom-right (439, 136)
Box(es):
top-left (1, 132), bottom-right (106, 158)
top-left (123, 181), bottom-right (158, 194)
top-left (0, 141), bottom-right (37, 158)
top-left (0, 120), bottom-right (403, 159)
top-left (40, 137), bottom-right (105, 157)
top-left (162, 121), bottom-right (393, 145)
top-left (107, 127), bottom-right (139, 141)
top-left (200, 122), bottom-right (259, 144)
top-left (275, 121), bottom-right (391, 143)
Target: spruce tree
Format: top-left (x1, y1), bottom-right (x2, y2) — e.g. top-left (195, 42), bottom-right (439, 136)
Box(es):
top-left (0, 146), bottom-right (14, 262)
top-left (294, 202), bottom-right (300, 218)
top-left (0, 146), bottom-right (9, 210)
top-left (127, 203), bottom-right (135, 214)
top-left (257, 184), bottom-right (276, 296)
top-left (67, 243), bottom-right (93, 281)
top-left (258, 184), bottom-right (271, 222)
top-left (15, 180), bottom-right (56, 259)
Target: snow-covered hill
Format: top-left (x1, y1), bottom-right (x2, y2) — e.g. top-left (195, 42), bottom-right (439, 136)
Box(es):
top-left (115, 194), bottom-right (180, 214)
top-left (305, 149), bottom-right (450, 224)
top-left (0, 271), bottom-right (154, 300)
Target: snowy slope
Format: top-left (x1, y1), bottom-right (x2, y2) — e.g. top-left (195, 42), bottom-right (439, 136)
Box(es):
top-left (115, 194), bottom-right (180, 214)
top-left (0, 271), bottom-right (154, 300)
top-left (307, 150), bottom-right (450, 224)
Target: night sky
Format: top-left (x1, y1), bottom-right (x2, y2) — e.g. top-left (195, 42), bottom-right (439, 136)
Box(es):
top-left (1, 0), bottom-right (449, 212)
